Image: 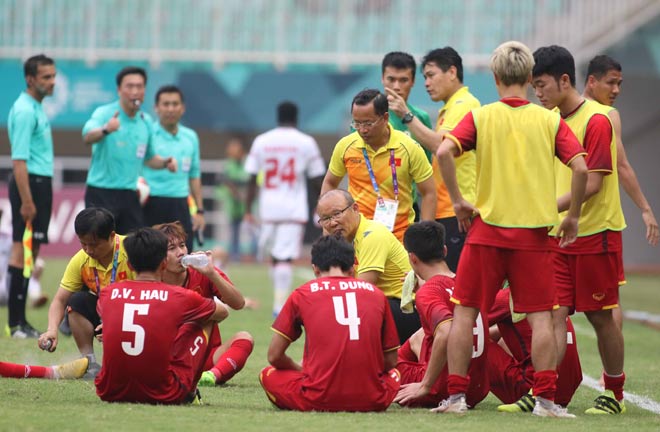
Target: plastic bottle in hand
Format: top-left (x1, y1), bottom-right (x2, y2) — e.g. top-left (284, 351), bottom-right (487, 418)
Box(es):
top-left (181, 254), bottom-right (210, 268)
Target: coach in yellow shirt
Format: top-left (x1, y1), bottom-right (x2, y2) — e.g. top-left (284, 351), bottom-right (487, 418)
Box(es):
top-left (39, 208), bottom-right (135, 379)
top-left (321, 89), bottom-right (435, 243)
top-left (386, 47), bottom-right (480, 271)
top-left (317, 189), bottom-right (418, 344)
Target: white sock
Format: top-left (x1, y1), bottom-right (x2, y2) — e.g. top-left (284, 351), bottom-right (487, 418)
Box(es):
top-left (272, 263), bottom-right (292, 314)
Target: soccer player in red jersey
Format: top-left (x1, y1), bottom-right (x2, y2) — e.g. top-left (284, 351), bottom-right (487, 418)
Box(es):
top-left (583, 55), bottom-right (658, 331)
top-left (533, 45), bottom-right (627, 415)
top-left (259, 234), bottom-right (401, 412)
top-left (489, 287), bottom-right (582, 411)
top-left (435, 41), bottom-right (588, 418)
top-left (95, 228), bottom-right (228, 404)
top-left (155, 222), bottom-right (254, 386)
top-left (394, 221), bottom-right (489, 409)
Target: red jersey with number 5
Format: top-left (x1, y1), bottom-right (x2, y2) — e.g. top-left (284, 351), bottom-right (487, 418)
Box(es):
top-left (95, 280), bottom-right (215, 403)
top-left (244, 127), bottom-right (326, 223)
top-left (271, 276), bottom-right (400, 410)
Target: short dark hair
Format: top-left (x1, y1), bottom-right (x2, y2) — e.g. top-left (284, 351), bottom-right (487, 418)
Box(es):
top-left (382, 51), bottom-right (416, 75)
top-left (74, 207), bottom-right (116, 239)
top-left (123, 228), bottom-right (168, 273)
top-left (586, 55), bottom-right (622, 83)
top-left (155, 85), bottom-right (184, 104)
top-left (311, 234), bottom-right (355, 273)
top-left (277, 101), bottom-right (298, 125)
top-left (532, 45), bottom-right (576, 87)
top-left (153, 221), bottom-right (188, 243)
top-left (116, 66), bottom-right (147, 87)
top-left (351, 89), bottom-right (388, 116)
top-left (24, 54), bottom-right (55, 78)
top-left (422, 47), bottom-right (464, 82)
top-left (403, 221), bottom-right (446, 263)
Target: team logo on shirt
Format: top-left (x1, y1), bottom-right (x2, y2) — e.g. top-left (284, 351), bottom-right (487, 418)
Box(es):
top-left (592, 293), bottom-right (605, 301)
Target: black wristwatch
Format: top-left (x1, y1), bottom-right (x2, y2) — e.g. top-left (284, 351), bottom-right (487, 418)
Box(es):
top-left (402, 112), bottom-right (414, 124)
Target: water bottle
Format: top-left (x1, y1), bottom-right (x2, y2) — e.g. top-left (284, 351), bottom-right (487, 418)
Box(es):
top-left (181, 254), bottom-right (210, 268)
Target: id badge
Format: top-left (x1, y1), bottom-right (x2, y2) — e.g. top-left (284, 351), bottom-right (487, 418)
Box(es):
top-left (136, 143), bottom-right (147, 159)
top-left (182, 157), bottom-right (191, 172)
top-left (373, 198), bottom-right (398, 232)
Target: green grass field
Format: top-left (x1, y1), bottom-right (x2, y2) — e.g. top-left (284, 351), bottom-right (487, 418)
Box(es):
top-left (1, 261), bottom-right (659, 431)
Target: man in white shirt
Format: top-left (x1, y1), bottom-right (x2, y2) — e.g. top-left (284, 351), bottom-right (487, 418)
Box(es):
top-left (244, 101), bottom-right (326, 316)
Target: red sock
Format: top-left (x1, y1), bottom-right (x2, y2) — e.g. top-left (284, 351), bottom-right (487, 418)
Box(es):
top-left (0, 361), bottom-right (52, 379)
top-left (210, 339), bottom-right (254, 384)
top-left (603, 372), bottom-right (625, 401)
top-left (532, 369), bottom-right (557, 401)
top-left (447, 374), bottom-right (470, 396)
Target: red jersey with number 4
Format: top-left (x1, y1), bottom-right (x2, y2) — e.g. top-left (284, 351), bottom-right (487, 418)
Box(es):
top-left (96, 280), bottom-right (216, 403)
top-left (271, 276), bottom-right (400, 410)
top-left (414, 274), bottom-right (489, 406)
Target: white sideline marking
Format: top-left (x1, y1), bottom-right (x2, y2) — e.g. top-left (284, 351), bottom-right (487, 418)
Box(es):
top-left (581, 374), bottom-right (660, 414)
top-left (624, 310), bottom-right (660, 325)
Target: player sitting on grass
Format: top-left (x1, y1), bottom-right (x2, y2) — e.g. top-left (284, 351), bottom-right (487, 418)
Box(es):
top-left (154, 221), bottom-right (254, 386)
top-left (489, 286), bottom-right (582, 412)
top-left (0, 357), bottom-right (89, 380)
top-left (260, 234), bottom-right (401, 412)
top-left (95, 227), bottom-right (228, 404)
top-left (394, 221), bottom-right (489, 410)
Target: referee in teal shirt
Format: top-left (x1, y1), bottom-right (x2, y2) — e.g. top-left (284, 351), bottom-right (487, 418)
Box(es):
top-left (143, 85), bottom-right (205, 252)
top-left (6, 54), bottom-right (56, 338)
top-left (82, 67), bottom-right (177, 234)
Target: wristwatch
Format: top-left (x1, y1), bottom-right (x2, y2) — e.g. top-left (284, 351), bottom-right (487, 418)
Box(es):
top-left (402, 112), bottom-right (414, 124)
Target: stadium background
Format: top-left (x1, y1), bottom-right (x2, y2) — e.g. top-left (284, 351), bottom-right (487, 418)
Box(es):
top-left (0, 0), bottom-right (658, 269)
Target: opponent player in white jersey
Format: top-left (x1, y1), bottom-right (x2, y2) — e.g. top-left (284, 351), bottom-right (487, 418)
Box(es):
top-left (244, 101), bottom-right (326, 316)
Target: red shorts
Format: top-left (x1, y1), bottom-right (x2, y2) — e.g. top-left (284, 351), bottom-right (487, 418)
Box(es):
top-left (259, 366), bottom-right (400, 412)
top-left (169, 323), bottom-right (212, 400)
top-left (487, 340), bottom-right (533, 404)
top-left (202, 325), bottom-right (223, 371)
top-left (454, 244), bottom-right (556, 313)
top-left (553, 251), bottom-right (620, 312)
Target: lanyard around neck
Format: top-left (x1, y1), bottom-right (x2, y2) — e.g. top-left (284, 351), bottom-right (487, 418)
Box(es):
top-left (361, 147), bottom-right (399, 205)
top-left (93, 235), bottom-right (120, 294)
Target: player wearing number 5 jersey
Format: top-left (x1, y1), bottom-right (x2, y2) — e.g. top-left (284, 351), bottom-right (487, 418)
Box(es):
top-left (96, 228), bottom-right (228, 404)
top-left (245, 101), bottom-right (326, 317)
top-left (260, 235), bottom-right (401, 412)
top-left (394, 222), bottom-right (488, 409)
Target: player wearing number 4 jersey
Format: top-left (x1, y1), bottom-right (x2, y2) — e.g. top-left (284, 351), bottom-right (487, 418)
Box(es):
top-left (96, 228), bottom-right (228, 404)
top-left (245, 101), bottom-right (326, 317)
top-left (260, 235), bottom-right (401, 412)
top-left (394, 221), bottom-right (489, 410)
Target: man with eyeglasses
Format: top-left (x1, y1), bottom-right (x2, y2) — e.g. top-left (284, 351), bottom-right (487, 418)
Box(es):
top-left (316, 189), bottom-right (420, 344)
top-left (321, 89), bottom-right (435, 244)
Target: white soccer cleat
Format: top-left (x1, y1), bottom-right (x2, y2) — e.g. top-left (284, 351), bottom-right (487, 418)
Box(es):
top-left (430, 395), bottom-right (468, 414)
top-left (532, 399), bottom-right (576, 418)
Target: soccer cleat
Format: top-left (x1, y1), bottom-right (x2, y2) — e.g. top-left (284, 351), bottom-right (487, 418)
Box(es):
top-left (532, 399), bottom-right (576, 418)
top-left (585, 390), bottom-right (626, 415)
top-left (188, 388), bottom-right (203, 405)
top-left (498, 392), bottom-right (536, 413)
top-left (430, 396), bottom-right (468, 414)
top-left (31, 294), bottom-right (49, 309)
top-left (7, 322), bottom-right (41, 339)
top-left (82, 362), bottom-right (101, 380)
top-left (52, 357), bottom-right (89, 379)
top-left (197, 370), bottom-right (217, 387)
